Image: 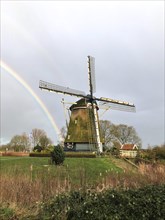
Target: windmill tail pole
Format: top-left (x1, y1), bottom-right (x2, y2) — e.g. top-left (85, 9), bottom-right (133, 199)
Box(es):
top-left (93, 103), bottom-right (103, 153)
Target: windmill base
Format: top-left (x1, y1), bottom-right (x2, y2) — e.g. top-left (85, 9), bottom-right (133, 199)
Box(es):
top-left (64, 143), bottom-right (97, 152)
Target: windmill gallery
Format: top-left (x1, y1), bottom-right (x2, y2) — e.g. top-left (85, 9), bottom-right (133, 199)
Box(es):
top-left (39, 56), bottom-right (135, 153)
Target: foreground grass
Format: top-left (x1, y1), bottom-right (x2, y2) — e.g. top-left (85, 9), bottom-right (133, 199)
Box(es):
top-left (0, 157), bottom-right (122, 183)
top-left (1, 185), bottom-right (165, 220)
top-left (1, 156), bottom-right (165, 219)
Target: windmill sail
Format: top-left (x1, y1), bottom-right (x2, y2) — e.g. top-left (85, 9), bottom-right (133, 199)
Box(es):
top-left (39, 80), bottom-right (86, 98)
top-left (39, 55), bottom-right (136, 153)
top-left (88, 56), bottom-right (96, 96)
top-left (98, 97), bottom-right (136, 112)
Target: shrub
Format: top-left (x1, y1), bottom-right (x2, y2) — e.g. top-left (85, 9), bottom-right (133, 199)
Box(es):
top-left (65, 152), bottom-right (96, 158)
top-left (28, 152), bottom-right (96, 158)
top-left (37, 184), bottom-right (165, 220)
top-left (2, 152), bottom-right (29, 157)
top-left (33, 144), bottom-right (43, 152)
top-left (29, 152), bottom-right (50, 157)
top-left (51, 145), bottom-right (65, 165)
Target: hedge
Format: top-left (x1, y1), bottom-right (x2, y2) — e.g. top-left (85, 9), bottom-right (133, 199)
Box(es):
top-left (29, 152), bottom-right (50, 157)
top-left (29, 152), bottom-right (96, 158)
top-left (36, 184), bottom-right (165, 220)
top-left (1, 152), bottom-right (29, 157)
top-left (65, 152), bottom-right (96, 158)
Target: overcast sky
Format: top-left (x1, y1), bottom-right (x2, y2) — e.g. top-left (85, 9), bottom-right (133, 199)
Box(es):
top-left (1, 1), bottom-right (164, 148)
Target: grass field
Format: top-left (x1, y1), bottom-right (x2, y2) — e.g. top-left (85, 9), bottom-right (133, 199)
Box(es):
top-left (0, 156), bottom-right (122, 184)
top-left (0, 156), bottom-right (122, 203)
top-left (1, 156), bottom-right (165, 219)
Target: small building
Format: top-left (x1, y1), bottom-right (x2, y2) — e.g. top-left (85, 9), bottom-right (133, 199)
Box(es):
top-left (120, 144), bottom-right (138, 158)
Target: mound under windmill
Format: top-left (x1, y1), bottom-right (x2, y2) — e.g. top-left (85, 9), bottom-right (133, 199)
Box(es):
top-left (39, 56), bottom-right (135, 153)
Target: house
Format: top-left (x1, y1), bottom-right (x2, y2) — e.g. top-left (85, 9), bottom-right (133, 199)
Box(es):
top-left (120, 144), bottom-right (138, 158)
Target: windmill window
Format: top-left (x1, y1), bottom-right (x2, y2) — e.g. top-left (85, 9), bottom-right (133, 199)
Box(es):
top-left (67, 135), bottom-right (70, 140)
top-left (75, 119), bottom-right (78, 124)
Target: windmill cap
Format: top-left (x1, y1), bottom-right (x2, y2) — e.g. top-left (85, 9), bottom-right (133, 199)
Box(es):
top-left (70, 98), bottom-right (98, 111)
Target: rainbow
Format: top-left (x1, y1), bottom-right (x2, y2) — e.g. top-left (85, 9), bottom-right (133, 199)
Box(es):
top-left (0, 60), bottom-right (62, 142)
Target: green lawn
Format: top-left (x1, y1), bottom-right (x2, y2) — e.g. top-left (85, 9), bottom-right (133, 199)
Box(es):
top-left (0, 156), bottom-right (122, 185)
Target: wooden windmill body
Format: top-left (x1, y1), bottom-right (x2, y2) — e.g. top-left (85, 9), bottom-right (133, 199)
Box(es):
top-left (39, 56), bottom-right (136, 153)
top-left (64, 97), bottom-right (103, 152)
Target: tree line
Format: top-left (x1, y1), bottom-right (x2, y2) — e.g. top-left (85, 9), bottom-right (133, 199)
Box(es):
top-left (2, 120), bottom-right (163, 156)
top-left (0, 129), bottom-right (52, 152)
top-left (99, 120), bottom-right (142, 150)
top-left (140, 144), bottom-right (165, 161)
top-left (0, 120), bottom-right (142, 152)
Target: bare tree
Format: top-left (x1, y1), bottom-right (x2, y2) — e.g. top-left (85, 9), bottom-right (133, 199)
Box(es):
top-left (10, 133), bottom-right (30, 151)
top-left (112, 124), bottom-right (142, 147)
top-left (21, 132), bottom-right (30, 149)
top-left (8, 129), bottom-right (53, 152)
top-left (100, 120), bottom-right (115, 147)
top-left (31, 128), bottom-right (53, 151)
top-left (100, 120), bottom-right (142, 148)
top-left (61, 126), bottom-right (67, 140)
top-left (39, 135), bottom-right (52, 148)
top-left (31, 129), bottom-right (46, 147)
top-left (57, 126), bottom-right (67, 146)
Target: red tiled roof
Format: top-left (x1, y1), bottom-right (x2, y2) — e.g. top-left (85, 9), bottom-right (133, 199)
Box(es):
top-left (121, 144), bottom-right (137, 150)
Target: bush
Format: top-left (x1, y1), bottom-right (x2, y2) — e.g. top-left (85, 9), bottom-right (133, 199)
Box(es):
top-left (65, 152), bottom-right (96, 158)
top-left (51, 145), bottom-right (65, 165)
top-left (2, 152), bottom-right (29, 157)
top-left (33, 144), bottom-right (43, 152)
top-left (29, 152), bottom-right (96, 158)
top-left (37, 184), bottom-right (165, 220)
top-left (29, 152), bottom-right (50, 157)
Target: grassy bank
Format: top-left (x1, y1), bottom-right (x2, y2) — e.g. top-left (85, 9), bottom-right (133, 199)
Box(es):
top-left (0, 157), bottom-right (122, 208)
top-left (0, 156), bottom-right (122, 181)
top-left (0, 156), bottom-right (165, 219)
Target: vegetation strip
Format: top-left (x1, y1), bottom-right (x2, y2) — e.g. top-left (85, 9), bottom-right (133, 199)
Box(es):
top-left (1, 185), bottom-right (164, 220)
top-left (1, 152), bottom-right (164, 219)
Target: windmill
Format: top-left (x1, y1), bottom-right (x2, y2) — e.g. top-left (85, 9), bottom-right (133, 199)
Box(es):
top-left (39, 56), bottom-right (135, 153)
